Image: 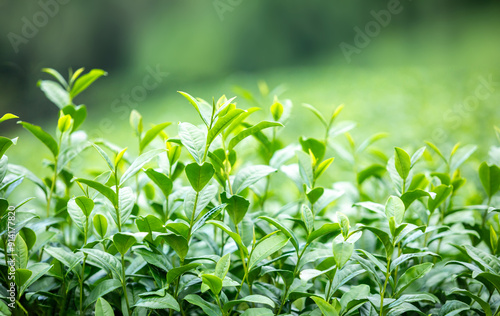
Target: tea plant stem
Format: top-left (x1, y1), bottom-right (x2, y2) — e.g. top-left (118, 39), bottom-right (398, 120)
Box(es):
top-left (16, 301), bottom-right (28, 315)
top-left (114, 168), bottom-right (122, 232)
top-left (187, 192), bottom-right (200, 241)
top-left (481, 197), bottom-right (492, 229)
top-left (278, 244), bottom-right (309, 314)
top-left (393, 244), bottom-right (402, 291)
top-left (79, 255), bottom-right (87, 314)
top-left (121, 254), bottom-right (131, 315)
top-left (47, 133), bottom-right (65, 217)
top-left (380, 259), bottom-right (392, 316)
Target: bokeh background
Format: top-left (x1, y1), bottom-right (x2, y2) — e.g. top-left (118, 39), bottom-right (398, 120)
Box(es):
top-left (1, 0), bottom-right (500, 163)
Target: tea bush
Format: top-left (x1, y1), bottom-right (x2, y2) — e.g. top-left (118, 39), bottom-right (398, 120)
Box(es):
top-left (1, 68), bottom-right (500, 316)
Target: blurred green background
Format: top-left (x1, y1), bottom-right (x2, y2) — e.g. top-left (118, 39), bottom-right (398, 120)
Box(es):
top-left (1, 0), bottom-right (500, 164)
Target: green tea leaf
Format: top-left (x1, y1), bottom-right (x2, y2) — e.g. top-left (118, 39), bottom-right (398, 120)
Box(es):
top-left (228, 121), bottom-right (282, 150)
top-left (259, 216), bottom-right (300, 252)
top-left (120, 148), bottom-right (164, 186)
top-left (222, 194), bottom-right (250, 225)
top-left (385, 195), bottom-right (405, 225)
top-left (113, 232), bottom-right (137, 255)
top-left (301, 204), bottom-right (314, 234)
top-left (140, 122), bottom-right (171, 152)
top-left (178, 122), bottom-right (207, 164)
top-left (144, 168), bottom-right (173, 198)
top-left (38, 80), bottom-right (70, 108)
top-left (248, 233), bottom-right (289, 270)
top-left (479, 162), bottom-right (500, 199)
top-left (333, 241), bottom-right (354, 269)
top-left (311, 296), bottom-right (339, 316)
top-left (185, 162), bottom-right (215, 192)
top-left (184, 294), bottom-right (221, 316)
top-left (232, 165), bottom-right (276, 194)
top-left (178, 91), bottom-right (209, 126)
top-left (394, 147), bottom-right (411, 180)
top-left (134, 292), bottom-right (180, 311)
top-left (95, 297), bottom-right (114, 316)
top-left (70, 69), bottom-right (107, 99)
top-left (308, 223), bottom-right (341, 244)
top-left (202, 274), bottom-right (223, 295)
top-left (395, 262), bottom-right (433, 296)
top-left (93, 214), bottom-right (108, 238)
top-left (223, 295), bottom-right (275, 313)
top-left (18, 121), bottom-right (59, 157)
top-left (207, 108), bottom-right (245, 146)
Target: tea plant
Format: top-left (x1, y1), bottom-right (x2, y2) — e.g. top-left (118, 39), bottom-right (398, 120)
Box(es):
top-left (0, 68), bottom-right (499, 316)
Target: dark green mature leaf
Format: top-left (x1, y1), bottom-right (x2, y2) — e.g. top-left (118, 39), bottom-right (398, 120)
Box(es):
top-left (140, 122), bottom-right (171, 152)
top-left (448, 288), bottom-right (492, 316)
top-left (222, 194), bottom-right (250, 225)
top-left (185, 162), bottom-right (215, 192)
top-left (113, 232), bottom-right (137, 255)
top-left (191, 203), bottom-right (226, 233)
top-left (19, 263), bottom-right (52, 297)
top-left (390, 252), bottom-right (439, 271)
top-left (144, 168), bottom-right (173, 197)
top-left (428, 185), bottom-right (453, 214)
top-left (248, 233), bottom-right (289, 270)
top-left (76, 178), bottom-right (117, 205)
top-left (167, 263), bottom-right (201, 285)
top-left (400, 189), bottom-right (433, 210)
top-left (479, 162), bottom-right (500, 199)
top-left (70, 69), bottom-right (107, 98)
top-left (84, 279), bottom-right (122, 309)
top-left (134, 291), bottom-right (180, 311)
top-left (44, 247), bottom-right (83, 275)
top-left (438, 300), bottom-right (470, 316)
top-left (81, 249), bottom-right (123, 280)
top-left (184, 294), bottom-right (222, 316)
top-left (207, 220), bottom-right (248, 256)
top-left (359, 225), bottom-right (393, 259)
top-left (228, 121), bottom-right (282, 150)
top-left (18, 121), bottom-right (59, 157)
top-left (395, 262), bottom-right (433, 296)
top-left (161, 234), bottom-right (189, 261)
top-left (202, 274), bottom-right (223, 295)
